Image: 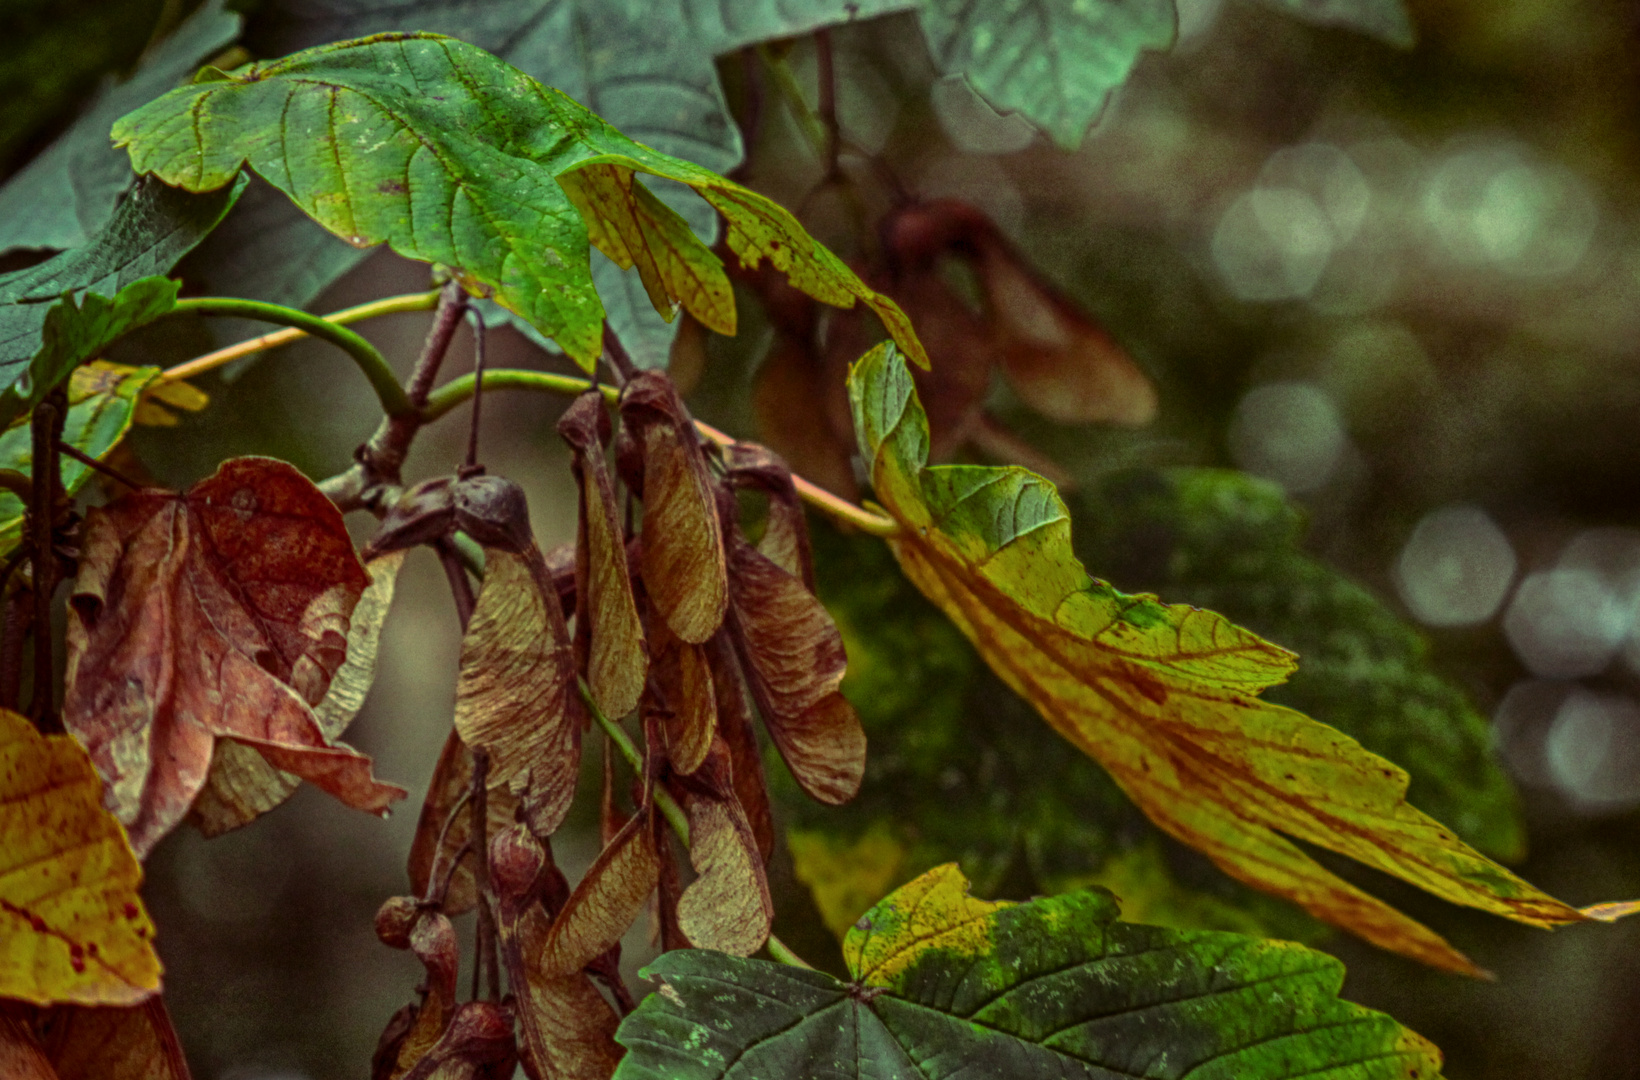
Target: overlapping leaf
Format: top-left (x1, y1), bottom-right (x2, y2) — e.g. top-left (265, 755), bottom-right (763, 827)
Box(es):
top-left (0, 362), bottom-right (193, 559)
top-left (113, 32), bottom-right (928, 372)
top-left (0, 0), bottom-right (242, 255)
top-left (847, 341), bottom-right (1602, 975)
top-left (0, 709), bottom-right (160, 1006)
top-left (190, 551), bottom-right (405, 837)
top-left (0, 277), bottom-right (178, 430)
top-left (63, 457), bottom-right (406, 857)
top-left (0, 176), bottom-right (242, 378)
top-left (614, 863), bottom-right (1444, 1079)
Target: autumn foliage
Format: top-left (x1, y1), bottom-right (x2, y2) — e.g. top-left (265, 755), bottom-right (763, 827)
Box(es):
top-left (0, 16), bottom-right (1633, 1080)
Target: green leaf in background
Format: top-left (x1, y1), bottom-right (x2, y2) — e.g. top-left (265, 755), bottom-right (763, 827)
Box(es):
top-left (1071, 467), bottom-right (1523, 860)
top-left (0, 276), bottom-right (178, 430)
top-left (114, 32), bottom-right (927, 373)
top-left (0, 361), bottom-right (171, 557)
top-left (1251, 0), bottom-right (1414, 47)
top-left (0, 0), bottom-right (241, 255)
top-left (614, 863), bottom-right (1445, 1080)
top-left (917, 0), bottom-right (1177, 149)
top-left (0, 175), bottom-right (243, 377)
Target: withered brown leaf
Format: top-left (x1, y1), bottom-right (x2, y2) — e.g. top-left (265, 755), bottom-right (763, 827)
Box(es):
top-left (559, 392), bottom-right (646, 721)
top-left (2, 998), bottom-right (193, 1080)
top-left (192, 551), bottom-right (406, 837)
top-left (723, 444), bottom-right (814, 592)
top-left (705, 632), bottom-right (774, 860)
top-left (63, 457), bottom-right (406, 857)
top-left (407, 732), bottom-right (518, 916)
top-left (722, 500), bottom-right (865, 806)
top-left (645, 613), bottom-right (715, 775)
top-left (447, 477), bottom-right (582, 839)
top-left (490, 825), bottom-right (622, 1080)
top-left (671, 742), bottom-right (772, 956)
top-left (620, 373), bottom-right (727, 645)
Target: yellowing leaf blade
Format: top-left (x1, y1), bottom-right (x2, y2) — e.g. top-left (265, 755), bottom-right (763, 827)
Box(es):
top-left (848, 341), bottom-right (1595, 974)
top-left (0, 710), bottom-right (160, 1006)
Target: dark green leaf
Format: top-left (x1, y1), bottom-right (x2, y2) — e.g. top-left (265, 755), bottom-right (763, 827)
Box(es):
top-left (0, 0), bottom-right (242, 254)
top-left (614, 864), bottom-right (1445, 1080)
top-left (114, 32), bottom-right (926, 372)
top-left (185, 0), bottom-right (919, 365)
top-left (0, 276), bottom-right (178, 430)
top-left (917, 0), bottom-right (1177, 148)
top-left (0, 175), bottom-right (243, 378)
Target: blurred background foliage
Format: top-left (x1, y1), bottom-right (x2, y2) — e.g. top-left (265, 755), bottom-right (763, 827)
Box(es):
top-left (8, 0), bottom-right (1640, 1077)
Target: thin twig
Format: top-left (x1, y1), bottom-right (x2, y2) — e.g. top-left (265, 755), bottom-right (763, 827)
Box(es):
top-left (159, 290), bottom-right (441, 384)
top-left (27, 388), bottom-right (66, 733)
top-left (408, 282), bottom-right (469, 409)
top-left (435, 539), bottom-right (476, 633)
top-left (424, 785), bottom-right (475, 907)
top-left (0, 587), bottom-right (30, 712)
top-left (815, 29), bottom-right (840, 179)
top-left (601, 324), bottom-right (638, 385)
top-left (464, 308), bottom-right (487, 471)
top-left (469, 748), bottom-right (502, 1002)
top-left (55, 442), bottom-right (143, 491)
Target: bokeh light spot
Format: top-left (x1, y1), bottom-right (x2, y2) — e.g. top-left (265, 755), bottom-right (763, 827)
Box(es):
top-left (1545, 690), bottom-right (1640, 811)
top-left (1212, 188), bottom-right (1334, 300)
top-left (1227, 382), bottom-right (1347, 493)
top-left (1504, 568), bottom-right (1631, 677)
top-left (1394, 505), bottom-right (1516, 627)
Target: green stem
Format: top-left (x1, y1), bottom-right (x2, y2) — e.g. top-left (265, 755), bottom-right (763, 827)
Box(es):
top-left (422, 369), bottom-right (614, 423)
top-left (757, 46), bottom-right (829, 160)
top-left (171, 296), bottom-right (414, 419)
top-left (578, 679), bottom-right (814, 970)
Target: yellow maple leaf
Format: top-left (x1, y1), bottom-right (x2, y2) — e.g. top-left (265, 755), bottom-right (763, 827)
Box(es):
top-left (0, 709), bottom-right (160, 1004)
top-left (848, 341), bottom-right (1624, 975)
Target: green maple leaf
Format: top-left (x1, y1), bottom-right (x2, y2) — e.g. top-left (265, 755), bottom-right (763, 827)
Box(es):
top-left (614, 863), bottom-right (1445, 1080)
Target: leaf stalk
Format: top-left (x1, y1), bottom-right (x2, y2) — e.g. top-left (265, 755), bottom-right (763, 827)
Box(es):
top-left (169, 296), bottom-right (416, 418)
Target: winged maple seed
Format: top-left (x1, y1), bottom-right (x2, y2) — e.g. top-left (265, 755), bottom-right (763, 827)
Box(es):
top-left (749, 197), bottom-right (1156, 498)
top-left (61, 457), bottom-right (405, 858)
top-left (559, 392), bottom-right (647, 722)
top-left (370, 471), bottom-right (582, 839)
top-left (0, 997), bottom-right (192, 1080)
top-left (667, 740), bottom-right (774, 955)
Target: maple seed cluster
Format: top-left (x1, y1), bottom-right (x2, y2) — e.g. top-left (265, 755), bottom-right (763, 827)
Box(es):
top-left (361, 371), bottom-right (864, 1077)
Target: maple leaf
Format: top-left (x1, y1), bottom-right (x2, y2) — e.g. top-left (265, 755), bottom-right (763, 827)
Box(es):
top-left (847, 341), bottom-right (1613, 975)
top-left (63, 457), bottom-right (406, 857)
top-left (0, 709), bottom-right (159, 1006)
top-left (192, 551), bottom-right (405, 837)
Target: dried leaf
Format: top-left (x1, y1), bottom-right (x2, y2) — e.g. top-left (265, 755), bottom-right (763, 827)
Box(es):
top-left (491, 825), bottom-right (622, 1080)
top-left (31, 998), bottom-right (192, 1080)
top-left (750, 334), bottom-right (858, 504)
top-left (621, 373), bottom-right (727, 645)
top-left (63, 458), bottom-right (406, 857)
top-left (0, 708), bottom-right (159, 1006)
top-left (543, 810), bottom-right (661, 976)
top-left (192, 551), bottom-right (405, 836)
top-left (723, 444), bottom-right (814, 592)
top-left (646, 614), bottom-right (715, 776)
top-left (848, 343), bottom-right (1618, 975)
top-left (407, 732), bottom-right (518, 916)
top-left (977, 236), bottom-right (1156, 427)
top-left (390, 912), bottom-right (463, 1080)
top-left (705, 634), bottom-right (774, 861)
top-left (559, 393), bottom-right (646, 721)
top-left (723, 506), bottom-right (864, 806)
top-left (0, 1013), bottom-right (54, 1080)
top-left (455, 541), bottom-right (582, 838)
top-left (673, 744), bottom-right (772, 956)
top-left (399, 1001), bottom-right (515, 1080)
